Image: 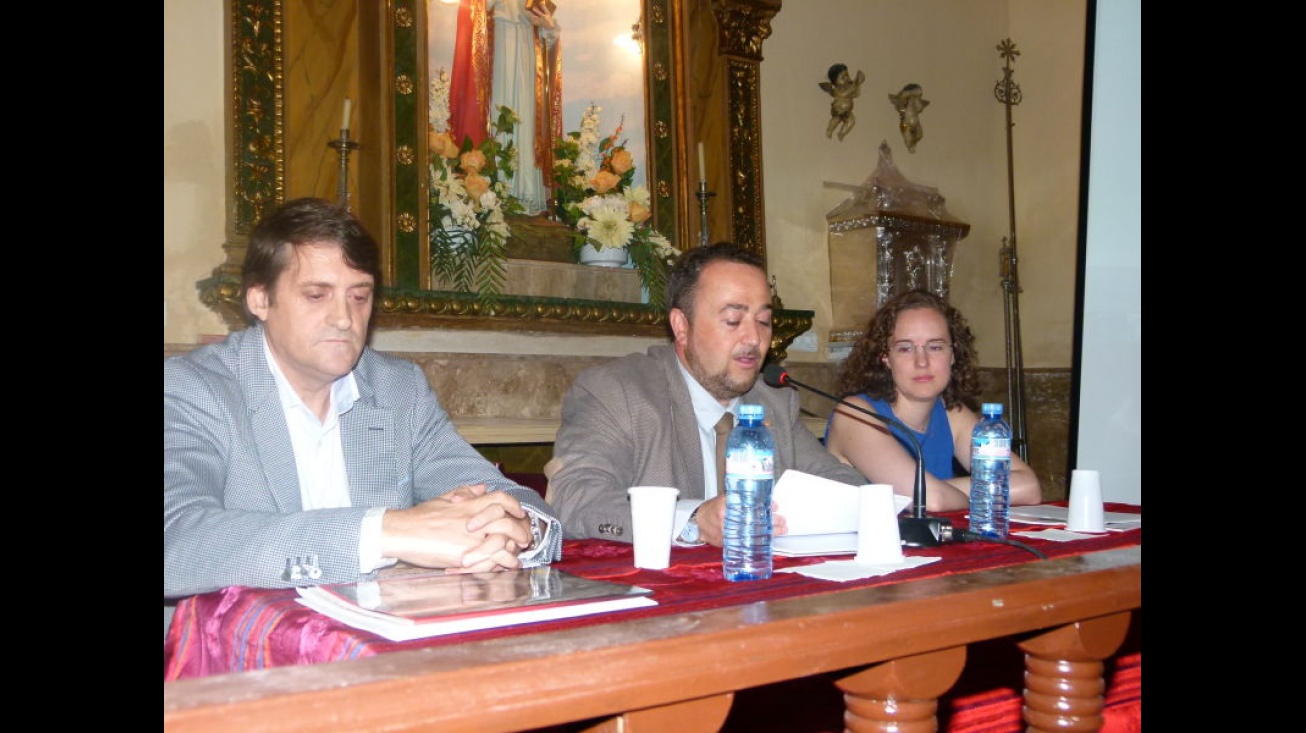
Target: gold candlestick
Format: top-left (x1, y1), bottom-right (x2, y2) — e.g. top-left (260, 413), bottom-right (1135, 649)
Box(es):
top-left (328, 129), bottom-right (360, 210)
top-left (695, 182), bottom-right (715, 248)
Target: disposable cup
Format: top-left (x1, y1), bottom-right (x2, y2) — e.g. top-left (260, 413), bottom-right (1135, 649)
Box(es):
top-left (627, 486), bottom-right (680, 569)
top-left (854, 484), bottom-right (904, 565)
top-left (1066, 469), bottom-right (1106, 532)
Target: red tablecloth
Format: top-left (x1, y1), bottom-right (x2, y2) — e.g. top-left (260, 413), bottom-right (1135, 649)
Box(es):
top-left (165, 505), bottom-right (1141, 681)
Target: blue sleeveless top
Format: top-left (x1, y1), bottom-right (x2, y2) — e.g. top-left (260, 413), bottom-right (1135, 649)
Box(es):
top-left (826, 396), bottom-right (956, 479)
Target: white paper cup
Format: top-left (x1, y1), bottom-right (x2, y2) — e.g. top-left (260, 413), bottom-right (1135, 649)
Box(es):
top-left (854, 484), bottom-right (904, 565)
top-left (627, 486), bottom-right (680, 569)
top-left (1066, 469), bottom-right (1106, 532)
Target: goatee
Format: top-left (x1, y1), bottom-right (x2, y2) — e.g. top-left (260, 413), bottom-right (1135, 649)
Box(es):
top-left (686, 349), bottom-right (759, 402)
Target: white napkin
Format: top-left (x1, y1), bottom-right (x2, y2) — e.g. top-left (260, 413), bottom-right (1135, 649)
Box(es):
top-left (1012, 528), bottom-right (1106, 542)
top-left (777, 555), bottom-right (941, 582)
top-left (1008, 504), bottom-right (1141, 531)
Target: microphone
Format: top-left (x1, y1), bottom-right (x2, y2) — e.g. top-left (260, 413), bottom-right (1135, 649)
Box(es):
top-left (762, 363), bottom-right (954, 548)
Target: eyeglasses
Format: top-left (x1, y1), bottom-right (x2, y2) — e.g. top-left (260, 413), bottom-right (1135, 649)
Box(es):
top-left (889, 340), bottom-right (953, 359)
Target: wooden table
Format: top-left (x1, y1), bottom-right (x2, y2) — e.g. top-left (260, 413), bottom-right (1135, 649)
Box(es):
top-left (164, 543), bottom-right (1140, 733)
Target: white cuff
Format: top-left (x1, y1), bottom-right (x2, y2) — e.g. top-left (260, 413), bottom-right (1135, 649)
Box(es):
top-left (672, 498), bottom-right (707, 547)
top-left (517, 506), bottom-right (555, 566)
top-left (359, 506), bottom-right (397, 573)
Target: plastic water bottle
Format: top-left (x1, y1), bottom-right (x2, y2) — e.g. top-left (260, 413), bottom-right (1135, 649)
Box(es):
top-left (969, 403), bottom-right (1013, 539)
top-left (723, 403), bottom-right (775, 581)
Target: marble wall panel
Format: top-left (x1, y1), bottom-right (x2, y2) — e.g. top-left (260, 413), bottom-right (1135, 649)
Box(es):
top-left (165, 345), bottom-right (1070, 499)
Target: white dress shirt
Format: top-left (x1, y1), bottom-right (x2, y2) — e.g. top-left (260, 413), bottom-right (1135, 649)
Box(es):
top-left (672, 359), bottom-right (739, 543)
top-left (263, 336), bottom-right (390, 573)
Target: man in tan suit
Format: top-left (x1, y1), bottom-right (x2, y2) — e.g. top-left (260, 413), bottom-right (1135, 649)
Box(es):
top-left (547, 243), bottom-right (866, 546)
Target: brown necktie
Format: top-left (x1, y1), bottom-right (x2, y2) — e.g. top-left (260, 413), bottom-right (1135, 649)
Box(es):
top-left (714, 412), bottom-right (735, 494)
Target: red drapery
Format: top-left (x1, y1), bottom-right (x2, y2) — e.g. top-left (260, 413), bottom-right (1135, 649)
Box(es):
top-left (166, 507), bottom-right (1141, 680)
top-left (165, 507), bottom-right (1141, 732)
top-left (448, 0), bottom-right (491, 148)
top-left (448, 0), bottom-right (563, 178)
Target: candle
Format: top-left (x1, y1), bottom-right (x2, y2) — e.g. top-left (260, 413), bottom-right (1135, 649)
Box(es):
top-left (341, 97), bottom-right (353, 133)
top-left (697, 141), bottom-right (706, 183)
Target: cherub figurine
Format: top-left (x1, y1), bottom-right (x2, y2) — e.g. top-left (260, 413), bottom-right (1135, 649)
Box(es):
top-left (819, 63), bottom-right (866, 141)
top-left (888, 83), bottom-right (930, 153)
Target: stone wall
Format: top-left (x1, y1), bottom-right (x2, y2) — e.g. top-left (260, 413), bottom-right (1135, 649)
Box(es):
top-left (164, 345), bottom-right (1071, 501)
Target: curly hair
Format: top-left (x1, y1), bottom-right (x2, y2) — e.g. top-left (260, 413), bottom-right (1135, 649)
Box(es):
top-left (836, 289), bottom-right (980, 412)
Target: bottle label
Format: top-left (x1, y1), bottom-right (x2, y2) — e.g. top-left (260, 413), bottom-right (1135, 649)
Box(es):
top-left (973, 438), bottom-right (1011, 460)
top-left (726, 451), bottom-right (774, 477)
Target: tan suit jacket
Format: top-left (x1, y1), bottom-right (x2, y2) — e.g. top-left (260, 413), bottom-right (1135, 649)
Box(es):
top-left (547, 344), bottom-right (866, 541)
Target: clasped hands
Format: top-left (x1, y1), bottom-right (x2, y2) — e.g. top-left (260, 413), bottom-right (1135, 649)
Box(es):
top-left (382, 484), bottom-right (534, 574)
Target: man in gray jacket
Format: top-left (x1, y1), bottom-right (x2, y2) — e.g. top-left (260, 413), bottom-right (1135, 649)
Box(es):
top-left (547, 243), bottom-right (866, 546)
top-left (164, 198), bottom-right (561, 632)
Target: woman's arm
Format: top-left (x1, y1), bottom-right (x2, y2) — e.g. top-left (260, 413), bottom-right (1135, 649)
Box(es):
top-left (949, 406), bottom-right (1043, 507)
top-left (825, 397), bottom-right (970, 512)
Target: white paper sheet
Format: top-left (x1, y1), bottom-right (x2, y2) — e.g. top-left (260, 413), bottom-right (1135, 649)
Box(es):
top-left (772, 471), bottom-right (912, 557)
top-left (773, 533), bottom-right (859, 557)
top-left (774, 470), bottom-right (911, 536)
top-left (1008, 504), bottom-right (1141, 530)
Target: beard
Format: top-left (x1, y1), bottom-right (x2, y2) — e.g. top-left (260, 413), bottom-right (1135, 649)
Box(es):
top-left (684, 346), bottom-right (760, 402)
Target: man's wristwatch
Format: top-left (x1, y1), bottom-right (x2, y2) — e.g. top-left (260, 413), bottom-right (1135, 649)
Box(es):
top-left (679, 506), bottom-right (702, 543)
top-left (527, 513), bottom-right (545, 551)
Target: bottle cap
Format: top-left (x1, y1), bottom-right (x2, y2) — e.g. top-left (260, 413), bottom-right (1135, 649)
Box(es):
top-left (738, 403), bottom-right (765, 420)
top-left (981, 402), bottom-right (1003, 416)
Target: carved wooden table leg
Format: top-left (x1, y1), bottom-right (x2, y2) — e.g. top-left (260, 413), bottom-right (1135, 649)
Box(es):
top-left (1019, 611), bottom-right (1132, 732)
top-left (578, 692), bottom-right (733, 733)
top-left (837, 646), bottom-right (966, 733)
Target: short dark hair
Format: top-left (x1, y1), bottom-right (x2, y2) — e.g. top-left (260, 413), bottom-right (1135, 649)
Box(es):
top-left (827, 63), bottom-right (848, 85)
top-left (665, 241), bottom-right (765, 321)
top-left (241, 197), bottom-right (382, 320)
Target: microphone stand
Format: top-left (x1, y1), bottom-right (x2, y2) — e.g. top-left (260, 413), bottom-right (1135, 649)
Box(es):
top-left (763, 365), bottom-right (953, 547)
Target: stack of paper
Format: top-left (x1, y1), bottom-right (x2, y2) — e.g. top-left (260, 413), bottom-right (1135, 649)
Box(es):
top-left (297, 565), bottom-right (655, 641)
top-left (772, 470), bottom-right (912, 556)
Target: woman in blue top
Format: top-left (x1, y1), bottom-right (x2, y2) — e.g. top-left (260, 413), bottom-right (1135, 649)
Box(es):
top-left (825, 290), bottom-right (1041, 512)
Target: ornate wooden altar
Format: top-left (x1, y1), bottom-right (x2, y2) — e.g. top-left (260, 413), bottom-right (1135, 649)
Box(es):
top-left (826, 141), bottom-right (970, 334)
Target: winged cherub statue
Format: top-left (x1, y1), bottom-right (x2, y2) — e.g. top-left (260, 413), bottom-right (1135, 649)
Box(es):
top-left (889, 83), bottom-right (930, 153)
top-left (819, 63), bottom-right (866, 141)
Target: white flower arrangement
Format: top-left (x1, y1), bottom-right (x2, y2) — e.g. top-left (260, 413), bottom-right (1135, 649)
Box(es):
top-left (429, 67), bottom-right (451, 135)
top-left (553, 104), bottom-right (679, 308)
top-left (426, 67), bottom-right (523, 301)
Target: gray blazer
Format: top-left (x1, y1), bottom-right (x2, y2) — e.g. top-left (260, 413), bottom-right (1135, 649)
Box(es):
top-left (548, 344), bottom-right (866, 540)
top-left (164, 324), bottom-right (562, 602)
